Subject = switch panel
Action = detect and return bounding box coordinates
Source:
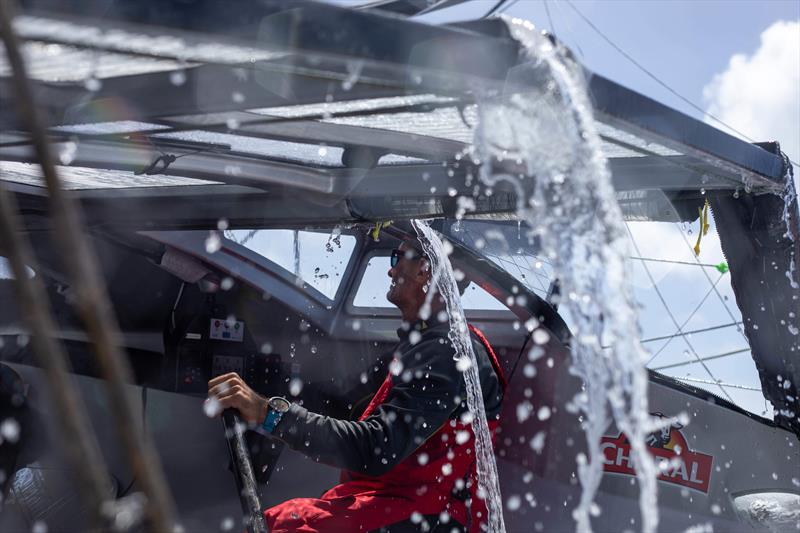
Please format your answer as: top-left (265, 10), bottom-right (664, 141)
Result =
top-left (209, 318), bottom-right (244, 342)
top-left (212, 354), bottom-right (244, 377)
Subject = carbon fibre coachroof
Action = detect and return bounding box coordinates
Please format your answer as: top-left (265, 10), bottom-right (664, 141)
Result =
top-left (0, 2), bottom-right (785, 196)
top-left (0, 161), bottom-right (220, 190)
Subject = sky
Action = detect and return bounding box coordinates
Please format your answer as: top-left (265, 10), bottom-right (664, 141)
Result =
top-left (334, 0), bottom-right (799, 416)
top-left (417, 0), bottom-right (799, 167)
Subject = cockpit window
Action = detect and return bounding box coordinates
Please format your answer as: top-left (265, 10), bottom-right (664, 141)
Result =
top-left (352, 255), bottom-right (510, 312)
top-left (443, 220), bottom-right (556, 301)
top-left (223, 229), bottom-right (356, 300)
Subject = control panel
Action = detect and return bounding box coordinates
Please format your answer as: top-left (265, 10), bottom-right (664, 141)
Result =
top-left (212, 354), bottom-right (244, 376)
top-left (173, 314), bottom-right (282, 395)
top-left (209, 318), bottom-right (244, 342)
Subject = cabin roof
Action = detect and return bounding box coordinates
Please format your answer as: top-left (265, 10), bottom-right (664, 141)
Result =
top-left (0, 0), bottom-right (788, 224)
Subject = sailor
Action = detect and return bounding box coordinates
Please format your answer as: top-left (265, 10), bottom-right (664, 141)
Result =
top-left (207, 237), bottom-right (505, 532)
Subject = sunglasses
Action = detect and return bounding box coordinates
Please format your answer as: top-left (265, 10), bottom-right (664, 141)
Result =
top-left (390, 248), bottom-right (422, 268)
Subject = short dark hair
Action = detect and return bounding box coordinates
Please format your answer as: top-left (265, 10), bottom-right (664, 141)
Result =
top-left (401, 236), bottom-right (470, 295)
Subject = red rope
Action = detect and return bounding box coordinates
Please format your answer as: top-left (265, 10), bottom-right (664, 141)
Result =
top-left (468, 324), bottom-right (507, 392)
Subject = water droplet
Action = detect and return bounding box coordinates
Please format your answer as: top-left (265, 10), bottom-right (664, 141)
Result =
top-left (289, 378), bottom-right (303, 396)
top-left (455, 430), bottom-right (471, 445)
top-left (537, 406), bottom-right (551, 421)
top-left (84, 77), bottom-right (101, 92)
top-left (205, 232), bottom-right (222, 253)
top-left (389, 359), bottom-right (404, 376)
top-left (203, 397), bottom-right (221, 418)
top-left (456, 356), bottom-right (472, 372)
top-left (529, 431), bottom-right (546, 453)
top-left (58, 141), bottom-right (77, 165)
top-left (1, 418), bottom-right (19, 443)
top-left (532, 329), bottom-right (550, 345)
top-left (528, 346), bottom-right (544, 361)
top-left (169, 70), bottom-right (187, 86)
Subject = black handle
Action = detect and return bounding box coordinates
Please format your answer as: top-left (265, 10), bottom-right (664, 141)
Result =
top-left (222, 409), bottom-right (269, 533)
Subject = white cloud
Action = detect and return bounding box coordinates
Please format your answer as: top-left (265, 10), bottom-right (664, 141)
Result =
top-left (703, 20), bottom-right (800, 184)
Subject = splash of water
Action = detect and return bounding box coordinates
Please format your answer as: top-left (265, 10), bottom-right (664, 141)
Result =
top-left (472, 17), bottom-right (659, 533)
top-left (293, 229), bottom-right (301, 278)
top-left (780, 157), bottom-right (799, 293)
top-left (412, 220), bottom-right (506, 533)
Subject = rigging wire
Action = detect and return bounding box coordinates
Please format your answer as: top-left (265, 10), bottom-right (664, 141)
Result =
top-left (602, 320), bottom-right (744, 350)
top-left (674, 224), bottom-right (750, 344)
top-left (640, 321), bottom-right (743, 344)
top-left (544, 0), bottom-right (557, 39)
top-left (484, 0), bottom-right (519, 18)
top-left (629, 256), bottom-right (727, 270)
top-left (483, 0), bottom-right (509, 18)
top-left (645, 272), bottom-right (726, 364)
top-left (552, 0), bottom-right (585, 58)
top-left (671, 376), bottom-right (761, 392)
top-left (562, 0), bottom-right (800, 168)
top-left (651, 347), bottom-right (751, 371)
top-left (626, 223), bottom-right (735, 403)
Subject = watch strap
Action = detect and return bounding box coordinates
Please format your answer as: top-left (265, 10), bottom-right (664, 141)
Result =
top-left (261, 405), bottom-right (284, 434)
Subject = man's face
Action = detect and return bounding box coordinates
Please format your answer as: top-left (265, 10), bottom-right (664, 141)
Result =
top-left (387, 242), bottom-right (428, 309)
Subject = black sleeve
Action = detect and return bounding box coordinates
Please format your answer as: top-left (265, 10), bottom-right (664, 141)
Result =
top-left (272, 337), bottom-right (462, 477)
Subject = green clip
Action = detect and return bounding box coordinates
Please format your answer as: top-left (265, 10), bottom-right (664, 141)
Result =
top-left (370, 221), bottom-right (392, 242)
top-left (715, 262), bottom-right (729, 274)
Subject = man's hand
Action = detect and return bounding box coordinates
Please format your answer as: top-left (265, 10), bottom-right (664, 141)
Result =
top-left (206, 372), bottom-right (269, 426)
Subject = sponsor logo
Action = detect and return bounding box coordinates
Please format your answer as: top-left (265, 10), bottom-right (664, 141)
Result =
top-left (600, 414), bottom-right (713, 493)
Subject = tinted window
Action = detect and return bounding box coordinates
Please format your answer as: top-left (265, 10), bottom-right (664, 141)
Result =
top-left (224, 229), bottom-right (355, 300)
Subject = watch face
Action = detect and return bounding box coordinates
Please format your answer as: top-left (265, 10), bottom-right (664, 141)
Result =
top-left (269, 396), bottom-right (290, 413)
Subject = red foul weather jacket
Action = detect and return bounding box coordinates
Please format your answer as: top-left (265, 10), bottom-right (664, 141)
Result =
top-left (264, 316), bottom-right (506, 532)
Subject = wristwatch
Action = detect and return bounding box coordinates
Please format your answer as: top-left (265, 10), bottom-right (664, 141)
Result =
top-left (261, 396), bottom-right (290, 434)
